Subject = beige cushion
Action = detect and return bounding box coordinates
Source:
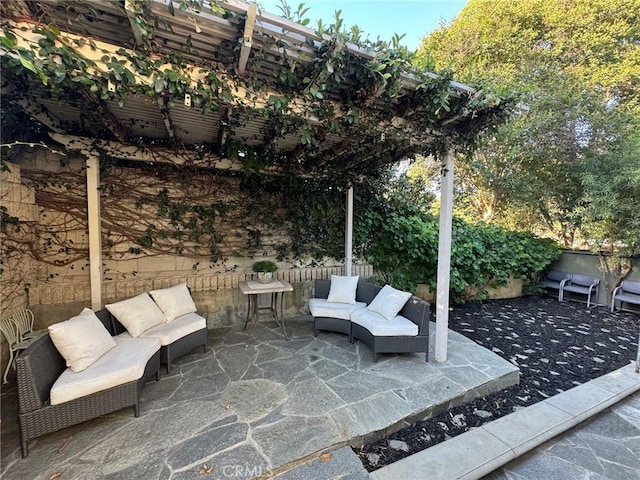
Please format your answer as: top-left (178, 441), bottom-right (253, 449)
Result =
top-left (50, 335), bottom-right (160, 405)
top-left (106, 293), bottom-right (166, 337)
top-left (366, 285), bottom-right (412, 321)
top-left (48, 308), bottom-right (116, 373)
top-left (134, 312), bottom-right (206, 346)
top-left (350, 308), bottom-right (418, 336)
top-left (327, 275), bottom-right (359, 305)
top-left (309, 298), bottom-right (366, 320)
top-left (149, 283), bottom-right (197, 322)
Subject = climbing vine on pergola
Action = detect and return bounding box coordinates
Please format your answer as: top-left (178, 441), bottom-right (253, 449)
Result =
top-left (0, 0), bottom-right (517, 266)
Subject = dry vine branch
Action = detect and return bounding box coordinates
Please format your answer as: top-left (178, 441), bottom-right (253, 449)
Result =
top-left (12, 162), bottom-right (290, 269)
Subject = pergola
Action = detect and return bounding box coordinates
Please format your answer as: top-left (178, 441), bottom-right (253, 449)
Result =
top-left (0, 0), bottom-right (514, 361)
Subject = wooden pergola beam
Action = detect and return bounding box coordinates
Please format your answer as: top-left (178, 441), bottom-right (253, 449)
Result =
top-left (124, 0), bottom-right (145, 46)
top-left (48, 133), bottom-right (287, 175)
top-left (157, 97), bottom-right (175, 139)
top-left (237, 3), bottom-right (256, 76)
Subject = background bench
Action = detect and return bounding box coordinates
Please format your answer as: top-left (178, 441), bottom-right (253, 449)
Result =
top-left (561, 273), bottom-right (600, 308)
top-left (541, 270), bottom-right (572, 301)
top-left (611, 280), bottom-right (640, 313)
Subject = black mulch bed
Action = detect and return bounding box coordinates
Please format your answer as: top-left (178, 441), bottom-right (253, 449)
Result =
top-left (353, 295), bottom-right (639, 472)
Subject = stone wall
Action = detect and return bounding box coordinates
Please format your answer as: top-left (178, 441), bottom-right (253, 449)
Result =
top-left (0, 162), bottom-right (38, 312)
top-left (28, 264), bottom-right (374, 329)
top-left (0, 162), bottom-right (39, 374)
top-left (0, 149), bottom-right (372, 377)
top-left (415, 276), bottom-right (525, 304)
top-left (550, 250), bottom-right (640, 307)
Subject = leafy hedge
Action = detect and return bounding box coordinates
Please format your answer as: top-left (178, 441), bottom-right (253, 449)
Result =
top-left (357, 208), bottom-right (561, 302)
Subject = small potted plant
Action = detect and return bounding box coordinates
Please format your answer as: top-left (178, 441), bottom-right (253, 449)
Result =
top-left (252, 260), bottom-right (278, 284)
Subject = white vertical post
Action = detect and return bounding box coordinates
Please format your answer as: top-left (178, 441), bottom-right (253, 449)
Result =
top-left (86, 155), bottom-right (103, 310)
top-left (435, 149), bottom-right (455, 362)
top-left (345, 185), bottom-right (354, 276)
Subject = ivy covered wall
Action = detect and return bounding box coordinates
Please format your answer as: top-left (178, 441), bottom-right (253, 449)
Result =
top-left (1, 147), bottom-right (370, 325)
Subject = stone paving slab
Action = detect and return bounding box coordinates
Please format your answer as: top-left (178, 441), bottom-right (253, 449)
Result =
top-left (481, 401), bottom-right (574, 456)
top-left (486, 389), bottom-right (640, 480)
top-left (371, 362), bottom-right (640, 480)
top-left (0, 317), bottom-right (517, 479)
top-left (273, 446), bottom-right (369, 480)
top-left (369, 427), bottom-right (516, 480)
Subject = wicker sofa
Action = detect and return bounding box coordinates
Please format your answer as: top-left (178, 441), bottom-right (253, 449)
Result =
top-left (16, 283), bottom-right (209, 457)
top-left (104, 284), bottom-right (208, 373)
top-left (16, 316), bottom-right (160, 457)
top-left (99, 308), bottom-right (208, 374)
top-left (309, 278), bottom-right (430, 362)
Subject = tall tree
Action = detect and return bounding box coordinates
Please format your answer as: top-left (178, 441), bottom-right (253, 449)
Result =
top-left (415, 0), bottom-right (640, 249)
top-left (579, 131), bottom-right (640, 297)
top-left (419, 0), bottom-right (640, 106)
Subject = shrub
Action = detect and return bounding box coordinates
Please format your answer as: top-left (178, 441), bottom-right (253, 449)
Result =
top-left (360, 210), bottom-right (561, 302)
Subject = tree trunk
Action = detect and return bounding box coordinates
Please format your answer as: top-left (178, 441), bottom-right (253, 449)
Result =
top-left (598, 252), bottom-right (632, 304)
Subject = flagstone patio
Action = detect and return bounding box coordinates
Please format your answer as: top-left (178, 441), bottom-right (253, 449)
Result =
top-left (1, 316), bottom-right (518, 479)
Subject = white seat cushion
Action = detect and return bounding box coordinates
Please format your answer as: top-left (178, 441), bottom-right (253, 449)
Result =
top-left (350, 308), bottom-right (418, 337)
top-left (309, 298), bottom-right (366, 320)
top-left (50, 336), bottom-right (160, 405)
top-left (138, 312), bottom-right (206, 346)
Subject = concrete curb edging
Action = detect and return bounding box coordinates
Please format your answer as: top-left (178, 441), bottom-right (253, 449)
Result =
top-left (369, 361), bottom-right (640, 480)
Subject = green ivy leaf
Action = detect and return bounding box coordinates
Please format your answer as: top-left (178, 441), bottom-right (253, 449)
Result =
top-left (154, 77), bottom-right (165, 93)
top-left (19, 56), bottom-right (48, 85)
top-left (0, 36), bottom-right (15, 49)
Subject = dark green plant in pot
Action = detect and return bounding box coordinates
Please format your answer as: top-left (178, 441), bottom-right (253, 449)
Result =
top-left (252, 260), bottom-right (278, 273)
top-left (252, 260), bottom-right (278, 284)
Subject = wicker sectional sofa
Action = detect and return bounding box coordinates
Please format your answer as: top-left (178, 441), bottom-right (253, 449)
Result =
top-left (99, 308), bottom-right (208, 374)
top-left (309, 278), bottom-right (430, 362)
top-left (104, 284), bottom-right (208, 373)
top-left (16, 317), bottom-right (160, 457)
top-left (16, 283), bottom-right (209, 457)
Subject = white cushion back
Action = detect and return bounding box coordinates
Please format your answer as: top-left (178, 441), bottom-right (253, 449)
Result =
top-left (366, 285), bottom-right (412, 321)
top-left (48, 308), bottom-right (116, 372)
top-left (327, 275), bottom-right (359, 305)
top-left (149, 283), bottom-right (197, 321)
top-left (106, 293), bottom-right (166, 337)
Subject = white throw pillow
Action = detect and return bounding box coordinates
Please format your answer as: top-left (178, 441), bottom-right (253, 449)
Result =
top-left (48, 308), bottom-right (116, 373)
top-left (366, 285), bottom-right (412, 321)
top-left (106, 293), bottom-right (166, 337)
top-left (327, 275), bottom-right (359, 305)
top-left (149, 282), bottom-right (197, 322)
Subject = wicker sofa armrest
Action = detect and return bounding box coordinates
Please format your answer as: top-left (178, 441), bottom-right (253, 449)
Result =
top-left (313, 279), bottom-right (331, 299)
top-left (17, 334), bottom-right (66, 414)
top-left (95, 308), bottom-right (127, 335)
top-left (399, 296), bottom-right (430, 336)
